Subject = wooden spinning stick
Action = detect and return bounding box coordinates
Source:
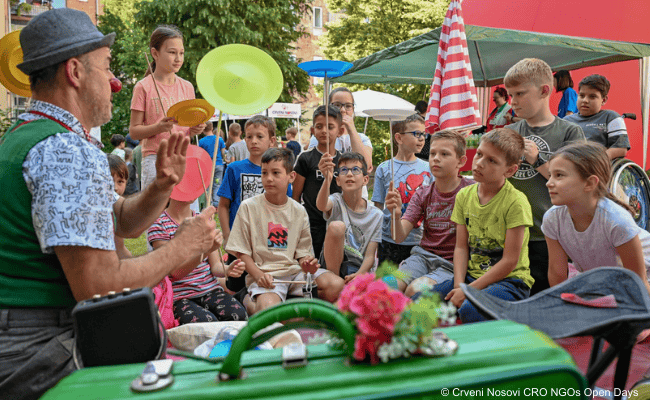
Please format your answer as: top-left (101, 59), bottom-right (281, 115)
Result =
top-left (144, 53), bottom-right (172, 129)
top-left (196, 158), bottom-right (226, 277)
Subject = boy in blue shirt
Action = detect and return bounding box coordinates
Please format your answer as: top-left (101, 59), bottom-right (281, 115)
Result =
top-left (564, 74), bottom-right (629, 160)
top-left (373, 113), bottom-right (431, 266)
top-left (219, 115), bottom-right (290, 250)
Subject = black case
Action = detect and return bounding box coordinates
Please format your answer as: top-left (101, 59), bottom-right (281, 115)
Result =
top-left (71, 287), bottom-right (163, 367)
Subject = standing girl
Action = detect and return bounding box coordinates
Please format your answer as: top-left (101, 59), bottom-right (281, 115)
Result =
top-left (542, 141), bottom-right (650, 294)
top-left (130, 25), bottom-right (205, 190)
top-left (553, 70), bottom-right (578, 118)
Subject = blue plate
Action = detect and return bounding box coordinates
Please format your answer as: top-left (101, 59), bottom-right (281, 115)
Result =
top-left (298, 60), bottom-right (353, 78)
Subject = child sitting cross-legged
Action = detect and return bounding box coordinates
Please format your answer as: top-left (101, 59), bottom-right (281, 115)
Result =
top-left (147, 155), bottom-right (247, 324)
top-left (226, 148), bottom-right (345, 315)
top-left (317, 151), bottom-right (383, 282)
top-left (385, 130), bottom-right (474, 297)
top-left (414, 128), bottom-right (535, 323)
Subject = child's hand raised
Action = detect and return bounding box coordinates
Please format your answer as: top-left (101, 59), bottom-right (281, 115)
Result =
top-left (226, 259), bottom-right (246, 278)
top-left (341, 114), bottom-right (356, 136)
top-left (299, 256), bottom-right (319, 274)
top-left (523, 138), bottom-right (540, 166)
top-left (318, 153), bottom-right (335, 181)
top-left (256, 273), bottom-right (275, 289)
top-left (384, 182), bottom-right (403, 217)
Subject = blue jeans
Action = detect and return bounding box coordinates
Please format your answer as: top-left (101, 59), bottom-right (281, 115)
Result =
top-left (211, 165), bottom-right (224, 207)
top-left (421, 275), bottom-right (530, 323)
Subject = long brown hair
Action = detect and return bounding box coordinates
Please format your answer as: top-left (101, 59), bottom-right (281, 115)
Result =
top-left (550, 142), bottom-right (635, 215)
top-left (145, 25), bottom-right (183, 76)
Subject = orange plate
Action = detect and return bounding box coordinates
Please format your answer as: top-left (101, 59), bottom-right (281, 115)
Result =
top-left (167, 99), bottom-right (215, 127)
top-left (0, 31), bottom-right (31, 97)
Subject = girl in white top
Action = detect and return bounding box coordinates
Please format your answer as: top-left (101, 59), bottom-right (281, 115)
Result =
top-left (542, 141), bottom-right (650, 293)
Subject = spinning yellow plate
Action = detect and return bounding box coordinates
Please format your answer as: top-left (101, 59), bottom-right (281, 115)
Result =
top-left (166, 99), bottom-right (215, 127)
top-left (196, 44), bottom-right (283, 116)
top-left (0, 31), bottom-right (31, 98)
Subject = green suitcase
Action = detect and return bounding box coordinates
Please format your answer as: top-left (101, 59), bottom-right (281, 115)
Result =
top-left (43, 300), bottom-right (588, 399)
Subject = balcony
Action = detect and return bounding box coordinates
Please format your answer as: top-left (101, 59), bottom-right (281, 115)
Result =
top-left (11, 3), bottom-right (52, 19)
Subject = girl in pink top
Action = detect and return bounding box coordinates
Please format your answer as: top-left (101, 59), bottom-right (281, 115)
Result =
top-left (129, 25), bottom-right (205, 189)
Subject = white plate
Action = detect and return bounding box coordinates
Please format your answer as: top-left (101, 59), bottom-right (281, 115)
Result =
top-left (362, 108), bottom-right (415, 121)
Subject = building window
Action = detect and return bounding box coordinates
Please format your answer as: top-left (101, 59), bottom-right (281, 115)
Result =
top-left (313, 7), bottom-right (322, 28)
top-left (51, 0), bottom-right (67, 7)
top-left (312, 56), bottom-right (323, 85)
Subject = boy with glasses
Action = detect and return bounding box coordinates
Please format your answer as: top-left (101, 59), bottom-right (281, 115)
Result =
top-left (316, 152), bottom-right (383, 282)
top-left (372, 114), bottom-right (432, 266)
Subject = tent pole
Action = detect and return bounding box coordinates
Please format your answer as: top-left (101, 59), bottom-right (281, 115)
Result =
top-left (363, 116), bottom-right (369, 135)
top-left (474, 42), bottom-right (488, 124)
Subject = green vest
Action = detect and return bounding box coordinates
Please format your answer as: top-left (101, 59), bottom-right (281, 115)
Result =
top-left (0, 119), bottom-right (76, 308)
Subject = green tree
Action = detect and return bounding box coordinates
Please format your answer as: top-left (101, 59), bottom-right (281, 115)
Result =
top-left (320, 0), bottom-right (449, 166)
top-left (98, 7), bottom-right (148, 148)
top-left (99, 0), bottom-right (312, 145)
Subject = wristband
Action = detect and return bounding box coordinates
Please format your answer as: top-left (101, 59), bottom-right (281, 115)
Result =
top-left (532, 156), bottom-right (547, 169)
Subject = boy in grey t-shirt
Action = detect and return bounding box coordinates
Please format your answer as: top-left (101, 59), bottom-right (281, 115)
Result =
top-left (316, 152), bottom-right (382, 282)
top-left (564, 74), bottom-right (629, 160)
top-left (504, 58), bottom-right (585, 295)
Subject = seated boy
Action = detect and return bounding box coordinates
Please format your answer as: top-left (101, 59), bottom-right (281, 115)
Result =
top-left (420, 129), bottom-right (534, 323)
top-left (373, 113), bottom-right (432, 266)
top-left (218, 115), bottom-right (286, 251)
top-left (564, 74), bottom-right (629, 160)
top-left (226, 148), bottom-right (344, 314)
top-left (385, 130), bottom-right (474, 297)
top-left (504, 58), bottom-right (584, 295)
top-left (293, 105), bottom-right (343, 259)
top-left (317, 152), bottom-right (383, 282)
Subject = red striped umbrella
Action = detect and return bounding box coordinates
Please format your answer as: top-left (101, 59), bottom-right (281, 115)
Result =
top-left (425, 0), bottom-right (481, 134)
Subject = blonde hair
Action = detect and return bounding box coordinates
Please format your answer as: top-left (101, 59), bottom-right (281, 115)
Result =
top-left (550, 142), bottom-right (635, 216)
top-left (480, 128), bottom-right (524, 166)
top-left (504, 58), bottom-right (553, 88)
top-left (430, 129), bottom-right (466, 158)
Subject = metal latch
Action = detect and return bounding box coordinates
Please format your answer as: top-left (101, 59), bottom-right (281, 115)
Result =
top-left (282, 342), bottom-right (308, 369)
top-left (131, 359), bottom-right (174, 393)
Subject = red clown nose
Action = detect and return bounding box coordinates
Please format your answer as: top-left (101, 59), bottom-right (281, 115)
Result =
top-left (110, 78), bottom-right (122, 93)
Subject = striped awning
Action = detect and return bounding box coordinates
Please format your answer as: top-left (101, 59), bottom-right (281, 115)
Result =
top-left (424, 0), bottom-right (481, 133)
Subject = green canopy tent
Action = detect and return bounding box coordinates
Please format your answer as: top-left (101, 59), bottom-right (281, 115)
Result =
top-left (331, 25), bottom-right (650, 168)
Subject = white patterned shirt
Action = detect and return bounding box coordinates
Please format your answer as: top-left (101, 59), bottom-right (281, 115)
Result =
top-left (20, 100), bottom-right (116, 253)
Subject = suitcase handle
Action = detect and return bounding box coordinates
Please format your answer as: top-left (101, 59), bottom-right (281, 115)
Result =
top-left (219, 299), bottom-right (355, 379)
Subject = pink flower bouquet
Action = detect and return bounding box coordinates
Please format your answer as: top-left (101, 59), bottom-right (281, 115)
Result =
top-left (337, 272), bottom-right (458, 364)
